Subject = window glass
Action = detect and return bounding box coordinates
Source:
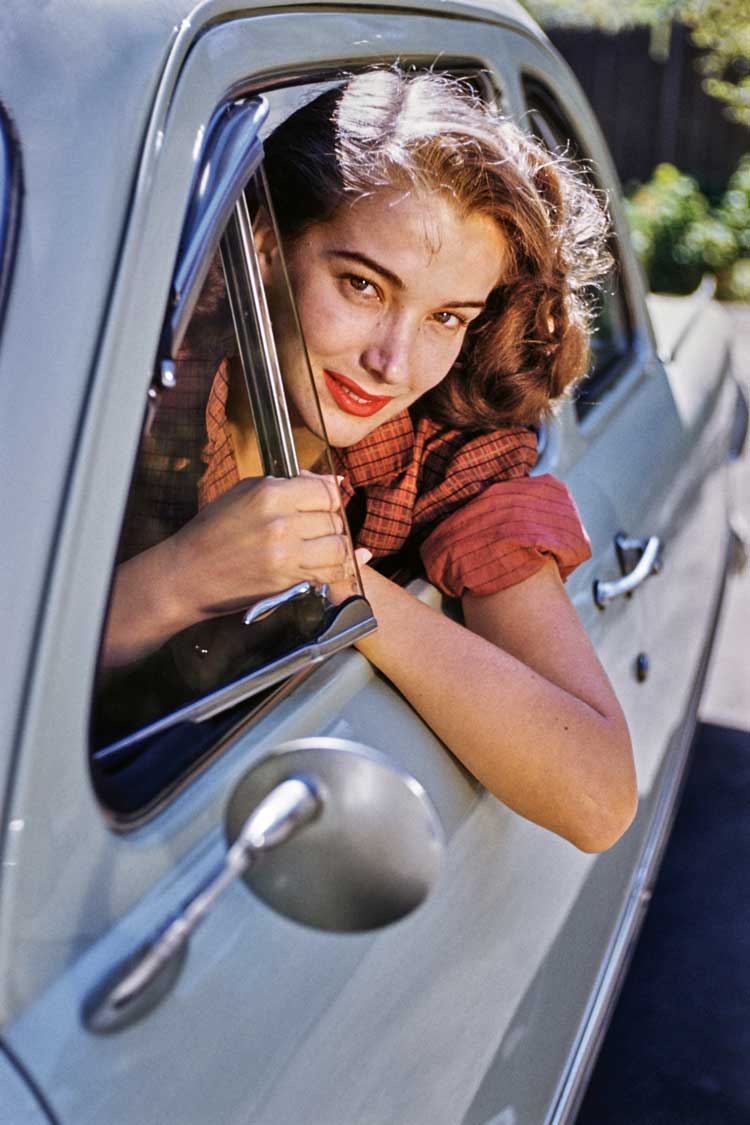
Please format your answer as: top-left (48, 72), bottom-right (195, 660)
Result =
top-left (523, 79), bottom-right (633, 417)
top-left (91, 158), bottom-right (371, 818)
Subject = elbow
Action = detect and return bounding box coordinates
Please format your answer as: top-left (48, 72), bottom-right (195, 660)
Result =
top-left (571, 796), bottom-right (637, 853)
top-left (570, 733), bottom-right (639, 854)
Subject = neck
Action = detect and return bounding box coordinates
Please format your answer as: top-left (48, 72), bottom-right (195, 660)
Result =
top-left (226, 357), bottom-right (327, 475)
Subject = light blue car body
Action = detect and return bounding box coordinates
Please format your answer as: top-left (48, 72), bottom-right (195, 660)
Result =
top-left (0, 1), bottom-right (742, 1121)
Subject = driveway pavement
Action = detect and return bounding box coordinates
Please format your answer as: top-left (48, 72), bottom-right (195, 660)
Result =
top-left (575, 304), bottom-right (750, 1125)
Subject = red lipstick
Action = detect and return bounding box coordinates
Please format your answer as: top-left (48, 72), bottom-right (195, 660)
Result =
top-left (323, 370), bottom-right (393, 418)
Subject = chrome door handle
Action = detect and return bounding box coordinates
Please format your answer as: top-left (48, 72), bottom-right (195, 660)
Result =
top-left (243, 580), bottom-right (330, 626)
top-left (594, 535), bottom-right (662, 609)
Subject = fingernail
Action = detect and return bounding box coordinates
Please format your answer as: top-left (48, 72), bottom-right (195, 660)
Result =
top-left (336, 475), bottom-right (345, 486)
top-left (356, 547), bottom-right (373, 564)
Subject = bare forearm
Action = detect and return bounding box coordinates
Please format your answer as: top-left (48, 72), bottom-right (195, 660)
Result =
top-left (101, 473), bottom-right (350, 669)
top-left (102, 539), bottom-right (194, 668)
top-left (356, 566), bottom-right (636, 851)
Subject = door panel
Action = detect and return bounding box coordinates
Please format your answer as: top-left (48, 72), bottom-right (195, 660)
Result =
top-left (591, 356), bottom-right (732, 796)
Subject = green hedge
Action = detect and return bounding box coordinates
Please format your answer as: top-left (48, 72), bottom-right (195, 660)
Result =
top-left (625, 155), bottom-right (750, 300)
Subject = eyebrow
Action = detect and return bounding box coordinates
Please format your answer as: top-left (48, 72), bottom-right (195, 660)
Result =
top-left (326, 249), bottom-right (489, 308)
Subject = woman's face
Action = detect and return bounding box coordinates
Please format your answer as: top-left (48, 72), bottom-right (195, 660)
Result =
top-left (263, 188), bottom-right (508, 448)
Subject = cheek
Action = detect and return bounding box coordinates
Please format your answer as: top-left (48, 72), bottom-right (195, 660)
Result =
top-left (289, 271), bottom-right (363, 361)
top-left (410, 332), bottom-right (466, 396)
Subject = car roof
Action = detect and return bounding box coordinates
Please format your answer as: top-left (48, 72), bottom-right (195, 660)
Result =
top-left (1, 0), bottom-right (547, 201)
top-left (2, 0), bottom-right (545, 115)
top-left (1, 0), bottom-right (546, 199)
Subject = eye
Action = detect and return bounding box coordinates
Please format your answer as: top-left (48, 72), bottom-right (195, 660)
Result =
top-left (343, 273), bottom-right (379, 298)
top-left (432, 310), bottom-right (469, 330)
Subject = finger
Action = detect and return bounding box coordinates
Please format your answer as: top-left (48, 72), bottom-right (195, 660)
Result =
top-left (299, 562), bottom-right (356, 585)
top-left (287, 473), bottom-right (341, 513)
top-left (299, 533), bottom-right (351, 571)
top-left (299, 469), bottom-right (346, 489)
top-left (293, 510), bottom-right (345, 540)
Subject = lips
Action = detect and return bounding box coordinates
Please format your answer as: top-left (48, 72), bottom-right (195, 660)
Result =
top-left (323, 370), bottom-right (393, 418)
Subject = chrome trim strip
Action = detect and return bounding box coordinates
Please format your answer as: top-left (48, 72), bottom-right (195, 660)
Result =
top-left (163, 97), bottom-right (268, 358)
top-left (92, 597), bottom-right (376, 765)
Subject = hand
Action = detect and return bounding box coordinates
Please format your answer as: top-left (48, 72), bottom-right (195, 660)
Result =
top-left (170, 471), bottom-right (352, 621)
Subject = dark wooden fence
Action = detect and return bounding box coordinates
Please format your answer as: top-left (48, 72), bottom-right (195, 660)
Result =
top-left (547, 23), bottom-right (749, 195)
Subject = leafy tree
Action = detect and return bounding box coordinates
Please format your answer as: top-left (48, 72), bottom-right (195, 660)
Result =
top-left (522, 0), bottom-right (750, 126)
top-left (521, 1), bottom-right (680, 32)
top-left (682, 0), bottom-right (750, 126)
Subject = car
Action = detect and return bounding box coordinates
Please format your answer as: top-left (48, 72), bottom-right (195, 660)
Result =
top-left (0, 1), bottom-right (746, 1122)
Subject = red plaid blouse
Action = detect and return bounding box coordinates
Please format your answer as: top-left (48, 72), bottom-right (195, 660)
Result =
top-left (198, 360), bottom-right (591, 598)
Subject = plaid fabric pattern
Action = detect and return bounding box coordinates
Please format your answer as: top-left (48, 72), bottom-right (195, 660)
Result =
top-left (118, 329), bottom-right (236, 562)
top-left (420, 475), bottom-right (591, 597)
top-left (197, 362), bottom-right (591, 597)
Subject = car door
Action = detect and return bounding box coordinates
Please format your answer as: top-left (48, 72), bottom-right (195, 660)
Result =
top-left (0, 8), bottom-right (734, 1125)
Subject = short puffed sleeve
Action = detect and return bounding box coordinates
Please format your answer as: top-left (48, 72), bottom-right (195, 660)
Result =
top-left (419, 473), bottom-right (591, 598)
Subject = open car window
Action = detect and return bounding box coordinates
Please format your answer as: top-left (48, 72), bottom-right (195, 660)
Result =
top-left (91, 97), bottom-right (375, 821)
top-left (522, 78), bottom-right (634, 419)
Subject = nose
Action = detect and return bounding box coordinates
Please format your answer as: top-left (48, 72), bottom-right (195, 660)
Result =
top-left (360, 312), bottom-right (414, 386)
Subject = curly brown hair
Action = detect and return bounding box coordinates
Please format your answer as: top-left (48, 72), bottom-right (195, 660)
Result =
top-left (264, 68), bottom-right (612, 430)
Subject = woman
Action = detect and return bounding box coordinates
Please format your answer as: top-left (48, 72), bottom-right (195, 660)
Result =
top-left (106, 69), bottom-right (637, 851)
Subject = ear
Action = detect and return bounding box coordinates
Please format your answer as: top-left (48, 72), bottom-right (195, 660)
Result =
top-left (253, 206), bottom-right (280, 283)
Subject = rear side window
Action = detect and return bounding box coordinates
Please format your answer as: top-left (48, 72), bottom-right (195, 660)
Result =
top-left (522, 78), bottom-right (633, 418)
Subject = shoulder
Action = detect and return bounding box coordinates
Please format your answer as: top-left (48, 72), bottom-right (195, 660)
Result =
top-left (410, 415), bottom-right (538, 531)
top-left (421, 472), bottom-right (592, 599)
top-left (415, 415), bottom-right (538, 488)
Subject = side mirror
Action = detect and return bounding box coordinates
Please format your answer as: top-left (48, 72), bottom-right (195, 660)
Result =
top-left (226, 737), bottom-right (445, 932)
top-left (83, 739), bottom-right (444, 1033)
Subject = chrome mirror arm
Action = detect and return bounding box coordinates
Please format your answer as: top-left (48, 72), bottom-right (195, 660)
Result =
top-left (82, 778), bottom-right (320, 1034)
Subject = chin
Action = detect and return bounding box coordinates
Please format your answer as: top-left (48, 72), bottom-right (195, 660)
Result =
top-left (322, 413), bottom-right (383, 448)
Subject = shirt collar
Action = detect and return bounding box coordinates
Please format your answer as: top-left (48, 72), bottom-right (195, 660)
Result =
top-left (200, 359), bottom-right (421, 498)
top-left (335, 410), bottom-right (415, 490)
